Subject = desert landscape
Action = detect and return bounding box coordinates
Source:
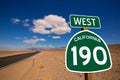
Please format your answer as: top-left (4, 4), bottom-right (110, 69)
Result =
top-left (0, 50), bottom-right (33, 57)
top-left (0, 44), bottom-right (120, 80)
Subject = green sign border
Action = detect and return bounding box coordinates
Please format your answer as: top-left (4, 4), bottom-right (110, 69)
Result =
top-left (69, 14), bottom-right (101, 29)
top-left (65, 30), bottom-right (112, 73)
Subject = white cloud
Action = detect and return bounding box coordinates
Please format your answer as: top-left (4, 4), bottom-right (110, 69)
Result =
top-left (11, 18), bottom-right (20, 24)
top-left (23, 39), bottom-right (39, 44)
top-left (22, 19), bottom-right (30, 27)
top-left (23, 23), bottom-right (30, 26)
top-left (32, 15), bottom-right (71, 35)
top-left (11, 18), bottom-right (30, 26)
top-left (39, 38), bottom-right (46, 41)
top-left (33, 36), bottom-right (37, 38)
top-left (23, 38), bottom-right (46, 44)
top-left (24, 37), bottom-right (28, 39)
top-left (25, 19), bottom-right (30, 22)
top-left (52, 36), bottom-right (61, 39)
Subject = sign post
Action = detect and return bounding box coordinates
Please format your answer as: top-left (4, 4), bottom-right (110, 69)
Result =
top-left (81, 28), bottom-right (92, 80)
top-left (65, 14), bottom-right (112, 80)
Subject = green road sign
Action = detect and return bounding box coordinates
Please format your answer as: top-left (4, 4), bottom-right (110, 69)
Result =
top-left (70, 14), bottom-right (101, 28)
top-left (65, 30), bottom-right (112, 73)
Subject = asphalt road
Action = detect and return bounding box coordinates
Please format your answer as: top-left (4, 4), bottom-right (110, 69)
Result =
top-left (0, 51), bottom-right (40, 68)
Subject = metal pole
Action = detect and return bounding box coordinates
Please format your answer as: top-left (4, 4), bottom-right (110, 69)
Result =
top-left (84, 73), bottom-right (92, 80)
top-left (32, 57), bottom-right (35, 66)
top-left (81, 28), bottom-right (92, 80)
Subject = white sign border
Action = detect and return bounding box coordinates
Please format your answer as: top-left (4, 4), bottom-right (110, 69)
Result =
top-left (65, 30), bottom-right (112, 73)
top-left (69, 14), bottom-right (101, 29)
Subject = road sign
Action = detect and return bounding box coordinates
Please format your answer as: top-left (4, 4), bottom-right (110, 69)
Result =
top-left (65, 30), bottom-right (112, 73)
top-left (70, 14), bottom-right (101, 28)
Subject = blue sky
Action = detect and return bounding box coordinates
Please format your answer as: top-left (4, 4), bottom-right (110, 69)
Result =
top-left (0, 0), bottom-right (120, 50)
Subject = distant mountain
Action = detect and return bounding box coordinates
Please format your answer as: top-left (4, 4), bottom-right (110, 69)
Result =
top-left (25, 44), bottom-right (120, 51)
top-left (26, 46), bottom-right (66, 50)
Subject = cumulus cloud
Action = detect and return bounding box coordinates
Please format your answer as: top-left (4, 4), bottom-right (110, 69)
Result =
top-left (52, 36), bottom-right (61, 39)
top-left (11, 18), bottom-right (20, 24)
top-left (32, 15), bottom-right (71, 35)
top-left (23, 38), bottom-right (46, 44)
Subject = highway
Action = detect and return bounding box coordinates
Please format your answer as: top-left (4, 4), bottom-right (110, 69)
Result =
top-left (0, 51), bottom-right (40, 68)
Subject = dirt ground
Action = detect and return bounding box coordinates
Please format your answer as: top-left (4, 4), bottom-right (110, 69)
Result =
top-left (0, 50), bottom-right (33, 57)
top-left (0, 45), bottom-right (120, 80)
top-left (0, 49), bottom-right (84, 80)
top-left (93, 45), bottom-right (120, 80)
